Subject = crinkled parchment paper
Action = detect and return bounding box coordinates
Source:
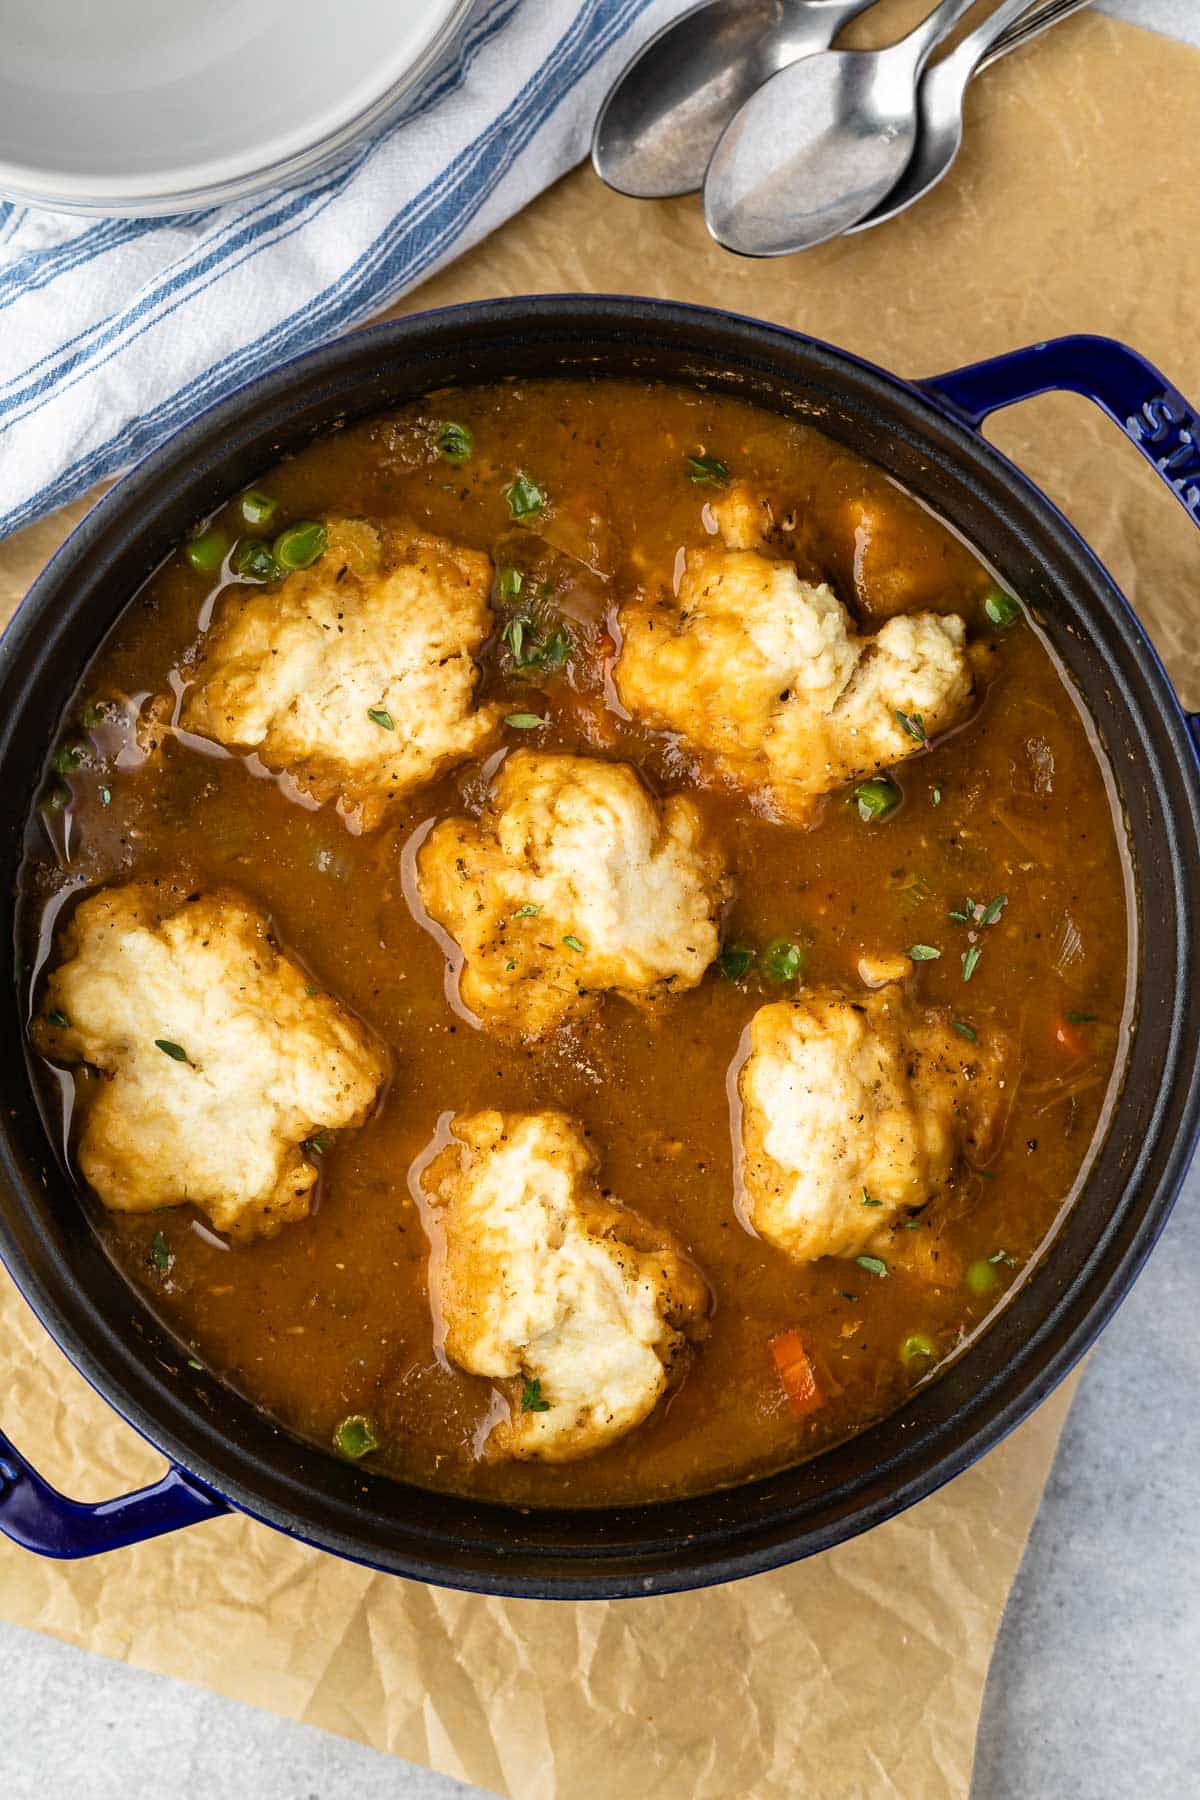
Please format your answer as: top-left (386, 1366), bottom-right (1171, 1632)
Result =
top-left (1, 8), bottom-right (1197, 1795)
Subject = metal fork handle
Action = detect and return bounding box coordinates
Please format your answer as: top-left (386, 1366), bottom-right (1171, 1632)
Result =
top-left (979, 0), bottom-right (1095, 74)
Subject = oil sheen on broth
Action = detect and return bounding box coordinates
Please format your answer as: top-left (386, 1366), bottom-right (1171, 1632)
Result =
top-left (20, 380), bottom-right (1130, 1507)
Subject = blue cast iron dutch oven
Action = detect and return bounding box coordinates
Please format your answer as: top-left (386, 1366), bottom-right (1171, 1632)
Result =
top-left (1, 298), bottom-right (1199, 1599)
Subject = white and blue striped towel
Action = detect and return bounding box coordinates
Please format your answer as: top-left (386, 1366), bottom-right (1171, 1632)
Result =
top-left (0, 0), bottom-right (686, 543)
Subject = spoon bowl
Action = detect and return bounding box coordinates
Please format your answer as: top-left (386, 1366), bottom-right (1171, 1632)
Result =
top-left (703, 0), bottom-right (977, 256)
top-left (591, 0), bottom-right (874, 200)
top-left (848, 0), bottom-right (1094, 233)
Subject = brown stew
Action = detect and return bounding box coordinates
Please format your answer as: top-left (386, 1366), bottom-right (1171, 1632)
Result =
top-left (19, 379), bottom-right (1132, 1507)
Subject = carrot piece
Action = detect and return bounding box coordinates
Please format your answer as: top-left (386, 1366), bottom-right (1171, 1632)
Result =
top-left (770, 1329), bottom-right (824, 1418)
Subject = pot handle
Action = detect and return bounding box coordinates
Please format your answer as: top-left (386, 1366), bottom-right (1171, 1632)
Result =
top-left (918, 331), bottom-right (1200, 750)
top-left (0, 1423), bottom-right (227, 1558)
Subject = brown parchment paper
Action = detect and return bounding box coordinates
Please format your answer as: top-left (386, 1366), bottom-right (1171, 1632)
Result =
top-left (2, 8), bottom-right (1198, 1795)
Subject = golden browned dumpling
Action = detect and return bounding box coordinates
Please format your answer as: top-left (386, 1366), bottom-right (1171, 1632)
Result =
top-left (416, 750), bottom-right (731, 1038)
top-left (738, 986), bottom-right (1005, 1265)
top-left (33, 884), bottom-right (387, 1241)
top-left (422, 1109), bottom-right (709, 1461)
top-left (179, 517), bottom-right (505, 830)
top-left (614, 522), bottom-right (973, 822)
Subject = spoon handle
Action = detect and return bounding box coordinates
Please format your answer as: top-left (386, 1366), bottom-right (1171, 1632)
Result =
top-left (936, 0), bottom-right (1044, 82)
top-left (979, 0), bottom-right (1095, 73)
top-left (899, 0), bottom-right (989, 75)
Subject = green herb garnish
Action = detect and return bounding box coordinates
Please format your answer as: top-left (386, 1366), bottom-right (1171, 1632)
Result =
top-left (1065, 1010), bottom-right (1097, 1024)
top-left (150, 1230), bottom-right (170, 1272)
top-left (856, 1255), bottom-right (888, 1278)
top-left (505, 712), bottom-right (547, 730)
top-left (502, 616), bottom-right (526, 661)
top-left (333, 1414), bottom-right (380, 1459)
top-left (931, 786), bottom-right (943, 807)
top-left (961, 945), bottom-right (982, 983)
top-left (45, 1008), bottom-right (68, 1028)
top-left (909, 944), bottom-right (941, 961)
top-left (503, 615), bottom-right (572, 674)
top-left (979, 893), bottom-right (1008, 926)
top-left (951, 1020), bottom-right (977, 1042)
top-left (498, 567), bottom-right (524, 601)
top-left (520, 1376), bottom-right (551, 1413)
top-left (900, 1332), bottom-right (936, 1364)
top-left (684, 453), bottom-right (728, 485)
top-left (154, 1039), bottom-right (189, 1062)
top-left (504, 472), bottom-right (546, 518)
top-left (717, 943), bottom-right (755, 983)
top-left (862, 1189), bottom-right (883, 1207)
top-left (563, 935), bottom-right (585, 954)
top-left (523, 626), bottom-right (571, 673)
top-left (99, 786), bottom-right (112, 807)
top-left (895, 710), bottom-right (927, 744)
top-left (988, 1249), bottom-right (1018, 1268)
top-left (512, 903), bottom-right (541, 919)
top-left (367, 706), bottom-right (395, 730)
top-left (435, 420), bottom-right (474, 465)
top-left (302, 1135), bottom-right (329, 1155)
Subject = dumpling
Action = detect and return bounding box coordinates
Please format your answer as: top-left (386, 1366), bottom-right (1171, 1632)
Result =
top-left (738, 985), bottom-right (1005, 1264)
top-left (614, 525), bottom-right (973, 821)
top-left (179, 517), bottom-right (504, 830)
top-left (33, 883), bottom-right (387, 1240)
top-left (422, 1109), bottom-right (710, 1461)
top-left (416, 750), bottom-right (731, 1037)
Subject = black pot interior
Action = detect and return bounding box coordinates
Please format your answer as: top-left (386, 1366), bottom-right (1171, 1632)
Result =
top-left (2, 298), bottom-right (1199, 1597)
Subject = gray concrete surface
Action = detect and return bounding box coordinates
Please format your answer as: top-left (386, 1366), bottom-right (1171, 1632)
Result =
top-left (974, 1156), bottom-right (1200, 1800)
top-left (2, 1), bottom-right (1198, 1795)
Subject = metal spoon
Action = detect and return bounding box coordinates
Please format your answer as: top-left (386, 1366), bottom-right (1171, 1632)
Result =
top-left (703, 0), bottom-right (981, 257)
top-left (591, 0), bottom-right (878, 200)
top-left (848, 0), bottom-right (1095, 232)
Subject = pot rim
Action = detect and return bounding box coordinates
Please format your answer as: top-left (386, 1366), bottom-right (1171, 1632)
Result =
top-left (3, 294), bottom-right (1199, 1598)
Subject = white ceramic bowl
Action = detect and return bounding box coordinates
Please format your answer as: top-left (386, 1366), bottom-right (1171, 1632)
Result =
top-left (0, 0), bottom-right (473, 215)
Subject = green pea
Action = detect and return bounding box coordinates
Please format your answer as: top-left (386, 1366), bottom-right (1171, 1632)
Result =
top-left (231, 538), bottom-right (280, 583)
top-left (333, 1414), bottom-right (379, 1459)
top-left (184, 528), bottom-right (228, 573)
top-left (51, 742), bottom-right (88, 776)
top-left (853, 775), bottom-right (902, 822)
top-left (966, 1257), bottom-right (1000, 1297)
top-left (240, 490), bottom-right (278, 528)
top-left (762, 937), bottom-right (805, 983)
top-left (900, 1332), bottom-right (937, 1365)
top-left (435, 421), bottom-right (474, 465)
top-left (983, 587), bottom-right (1022, 631)
top-left (272, 520), bottom-right (328, 571)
